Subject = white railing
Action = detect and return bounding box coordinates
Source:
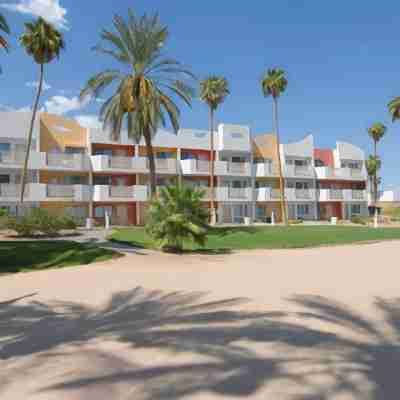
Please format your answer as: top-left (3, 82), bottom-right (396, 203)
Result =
top-left (0, 184), bottom-right (26, 197)
top-left (294, 165), bottom-right (313, 177)
top-left (228, 162), bottom-right (250, 175)
top-left (229, 187), bottom-right (248, 199)
top-left (0, 151), bottom-right (25, 165)
top-left (109, 186), bottom-right (135, 198)
top-left (295, 189), bottom-right (312, 200)
top-left (47, 184), bottom-right (74, 198)
top-left (254, 162), bottom-right (278, 177)
top-left (196, 159), bottom-right (210, 173)
top-left (109, 156), bottom-right (132, 170)
top-left (329, 189), bottom-right (344, 200)
top-left (352, 190), bottom-right (365, 200)
top-left (153, 158), bottom-right (177, 173)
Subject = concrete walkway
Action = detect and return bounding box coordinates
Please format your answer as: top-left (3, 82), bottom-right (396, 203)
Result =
top-left (1, 241), bottom-right (400, 399)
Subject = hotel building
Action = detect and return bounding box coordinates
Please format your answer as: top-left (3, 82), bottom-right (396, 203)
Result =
top-left (0, 111), bottom-right (368, 224)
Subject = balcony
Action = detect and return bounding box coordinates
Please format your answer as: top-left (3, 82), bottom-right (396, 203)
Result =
top-left (153, 158), bottom-right (177, 174)
top-left (315, 166), bottom-right (366, 181)
top-left (351, 190), bottom-right (365, 201)
top-left (91, 155), bottom-right (147, 173)
top-left (94, 185), bottom-right (148, 202)
top-left (285, 164), bottom-right (314, 178)
top-left (180, 159), bottom-right (210, 175)
top-left (318, 189), bottom-right (344, 201)
top-left (46, 184), bottom-right (91, 201)
top-left (46, 153), bottom-right (89, 171)
top-left (0, 184), bottom-right (24, 199)
top-left (254, 162), bottom-right (279, 177)
top-left (255, 188), bottom-right (282, 202)
top-left (285, 188), bottom-right (315, 201)
top-left (0, 151), bottom-right (45, 169)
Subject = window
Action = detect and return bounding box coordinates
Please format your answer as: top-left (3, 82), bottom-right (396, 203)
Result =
top-left (231, 156), bottom-right (246, 163)
top-left (64, 176), bottom-right (86, 185)
top-left (194, 131), bottom-right (207, 138)
top-left (0, 175), bottom-right (10, 184)
top-left (341, 160), bottom-right (362, 169)
top-left (95, 206), bottom-right (112, 218)
top-left (93, 148), bottom-right (113, 157)
top-left (296, 182), bottom-right (310, 189)
top-left (297, 204), bottom-right (310, 217)
top-left (256, 206), bottom-right (265, 219)
top-left (157, 151), bottom-right (173, 159)
top-left (231, 132), bottom-right (243, 139)
top-left (351, 204), bottom-right (361, 215)
top-left (315, 159), bottom-right (325, 167)
top-left (0, 143), bottom-right (10, 153)
top-left (94, 176), bottom-right (111, 185)
top-left (65, 147), bottom-right (85, 154)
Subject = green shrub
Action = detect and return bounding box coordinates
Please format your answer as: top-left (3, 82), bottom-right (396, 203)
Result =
top-left (350, 215), bottom-right (367, 225)
top-left (6, 209), bottom-right (78, 237)
top-left (146, 184), bottom-right (209, 252)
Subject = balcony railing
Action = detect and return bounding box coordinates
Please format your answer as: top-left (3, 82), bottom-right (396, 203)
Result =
top-left (295, 189), bottom-right (312, 200)
top-left (0, 151), bottom-right (25, 165)
top-left (47, 184), bottom-right (74, 198)
top-left (0, 184), bottom-right (26, 197)
top-left (294, 165), bottom-right (313, 177)
top-left (271, 189), bottom-right (281, 199)
top-left (109, 186), bottom-right (134, 198)
top-left (153, 158), bottom-right (177, 172)
top-left (329, 189), bottom-right (344, 200)
top-left (229, 187), bottom-right (248, 199)
top-left (109, 156), bottom-right (132, 170)
top-left (228, 162), bottom-right (249, 175)
top-left (196, 159), bottom-right (210, 173)
top-left (47, 153), bottom-right (84, 169)
top-left (352, 190), bottom-right (365, 200)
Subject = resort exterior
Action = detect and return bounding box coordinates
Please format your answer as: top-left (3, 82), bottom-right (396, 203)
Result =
top-left (0, 111), bottom-right (368, 225)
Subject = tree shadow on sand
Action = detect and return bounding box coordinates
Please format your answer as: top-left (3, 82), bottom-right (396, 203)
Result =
top-left (2, 291), bottom-right (400, 399)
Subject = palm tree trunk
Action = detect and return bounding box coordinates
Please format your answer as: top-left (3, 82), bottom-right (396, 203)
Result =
top-left (144, 127), bottom-right (157, 199)
top-left (273, 96), bottom-right (287, 225)
top-left (373, 140), bottom-right (378, 206)
top-left (19, 63), bottom-right (44, 208)
top-left (209, 107), bottom-right (216, 225)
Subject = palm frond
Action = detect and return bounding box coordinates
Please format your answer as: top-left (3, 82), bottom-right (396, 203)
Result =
top-left (388, 97), bottom-right (400, 122)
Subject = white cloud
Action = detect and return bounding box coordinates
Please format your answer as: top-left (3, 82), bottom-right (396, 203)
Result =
top-left (43, 95), bottom-right (90, 115)
top-left (75, 114), bottom-right (102, 129)
top-left (1, 0), bottom-right (69, 30)
top-left (0, 104), bottom-right (32, 112)
top-left (26, 80), bottom-right (51, 91)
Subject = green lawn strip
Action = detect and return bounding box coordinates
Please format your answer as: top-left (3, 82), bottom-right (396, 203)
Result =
top-left (0, 241), bottom-right (122, 274)
top-left (110, 226), bottom-right (400, 252)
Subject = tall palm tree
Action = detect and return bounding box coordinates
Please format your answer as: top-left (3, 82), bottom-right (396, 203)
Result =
top-left (0, 13), bottom-right (10, 73)
top-left (366, 155), bottom-right (381, 204)
top-left (0, 13), bottom-right (10, 51)
top-left (367, 122), bottom-right (386, 205)
top-left (19, 17), bottom-right (65, 205)
top-left (388, 97), bottom-right (400, 122)
top-left (199, 76), bottom-right (229, 224)
top-left (80, 10), bottom-right (195, 198)
top-left (261, 68), bottom-right (288, 225)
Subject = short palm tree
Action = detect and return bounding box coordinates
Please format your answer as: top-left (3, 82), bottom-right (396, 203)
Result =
top-left (146, 184), bottom-right (209, 252)
top-left (19, 17), bottom-right (65, 205)
top-left (80, 10), bottom-right (195, 198)
top-left (261, 68), bottom-right (288, 225)
top-left (199, 76), bottom-right (230, 224)
top-left (388, 97), bottom-right (400, 122)
top-left (0, 13), bottom-right (10, 51)
top-left (367, 122), bottom-right (386, 204)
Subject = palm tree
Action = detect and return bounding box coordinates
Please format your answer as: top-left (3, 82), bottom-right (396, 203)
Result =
top-left (146, 183), bottom-right (209, 252)
top-left (19, 17), bottom-right (65, 205)
top-left (0, 13), bottom-right (10, 51)
top-left (261, 68), bottom-right (288, 225)
top-left (366, 155), bottom-right (381, 204)
top-left (199, 76), bottom-right (230, 225)
top-left (0, 13), bottom-right (10, 73)
top-left (80, 10), bottom-right (195, 198)
top-left (367, 122), bottom-right (386, 205)
top-left (388, 97), bottom-right (400, 122)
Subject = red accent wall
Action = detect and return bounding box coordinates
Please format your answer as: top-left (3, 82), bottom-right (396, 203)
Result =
top-left (181, 148), bottom-right (214, 160)
top-left (110, 175), bottom-right (136, 186)
top-left (92, 143), bottom-right (135, 157)
top-left (314, 149), bottom-right (334, 167)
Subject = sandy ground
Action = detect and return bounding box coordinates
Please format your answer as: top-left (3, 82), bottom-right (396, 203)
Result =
top-left (1, 241), bottom-right (400, 399)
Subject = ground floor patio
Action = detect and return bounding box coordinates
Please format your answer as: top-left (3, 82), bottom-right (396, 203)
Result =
top-left (1, 241), bottom-right (399, 399)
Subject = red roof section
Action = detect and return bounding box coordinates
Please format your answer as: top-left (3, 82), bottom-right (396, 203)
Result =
top-left (314, 148), bottom-right (334, 167)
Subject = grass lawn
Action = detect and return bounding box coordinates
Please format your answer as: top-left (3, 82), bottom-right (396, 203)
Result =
top-left (0, 241), bottom-right (122, 274)
top-left (110, 225), bottom-right (400, 252)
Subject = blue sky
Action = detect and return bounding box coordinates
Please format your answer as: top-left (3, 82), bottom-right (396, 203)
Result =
top-left (0, 0), bottom-right (399, 187)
